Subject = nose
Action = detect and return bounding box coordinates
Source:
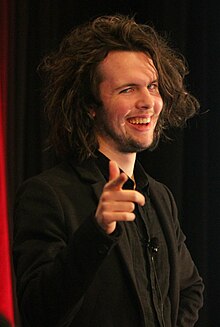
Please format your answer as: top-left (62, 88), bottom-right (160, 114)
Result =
top-left (136, 88), bottom-right (154, 110)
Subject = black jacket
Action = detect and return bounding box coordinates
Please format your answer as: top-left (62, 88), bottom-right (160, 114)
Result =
top-left (13, 158), bottom-right (204, 327)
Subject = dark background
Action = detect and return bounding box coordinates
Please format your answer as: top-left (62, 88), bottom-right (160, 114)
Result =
top-left (8, 1), bottom-right (220, 326)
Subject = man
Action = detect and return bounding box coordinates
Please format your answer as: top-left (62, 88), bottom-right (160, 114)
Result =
top-left (13, 15), bottom-right (204, 327)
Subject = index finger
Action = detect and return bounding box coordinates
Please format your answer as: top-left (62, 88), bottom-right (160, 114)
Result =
top-left (106, 161), bottom-right (128, 190)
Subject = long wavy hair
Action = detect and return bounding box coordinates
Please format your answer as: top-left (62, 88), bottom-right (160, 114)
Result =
top-left (39, 15), bottom-right (199, 161)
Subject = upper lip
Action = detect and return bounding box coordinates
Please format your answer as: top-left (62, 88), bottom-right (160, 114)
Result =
top-left (126, 114), bottom-right (153, 122)
top-left (126, 111), bottom-right (154, 118)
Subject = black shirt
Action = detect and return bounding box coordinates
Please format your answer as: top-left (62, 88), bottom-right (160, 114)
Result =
top-left (95, 152), bottom-right (171, 327)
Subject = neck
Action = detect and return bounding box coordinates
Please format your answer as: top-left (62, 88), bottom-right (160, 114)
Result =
top-left (98, 141), bottom-right (136, 178)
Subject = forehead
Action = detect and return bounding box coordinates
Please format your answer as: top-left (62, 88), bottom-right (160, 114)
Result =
top-left (98, 51), bottom-right (158, 83)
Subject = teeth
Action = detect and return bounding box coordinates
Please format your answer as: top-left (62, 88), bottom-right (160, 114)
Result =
top-left (128, 117), bottom-right (151, 124)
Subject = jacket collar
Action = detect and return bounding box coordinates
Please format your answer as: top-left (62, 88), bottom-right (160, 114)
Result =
top-left (69, 156), bottom-right (106, 199)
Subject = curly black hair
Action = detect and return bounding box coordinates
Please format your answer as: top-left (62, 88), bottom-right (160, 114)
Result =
top-left (40, 15), bottom-right (199, 161)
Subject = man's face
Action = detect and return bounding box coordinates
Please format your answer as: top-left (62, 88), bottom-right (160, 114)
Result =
top-left (94, 51), bottom-right (163, 154)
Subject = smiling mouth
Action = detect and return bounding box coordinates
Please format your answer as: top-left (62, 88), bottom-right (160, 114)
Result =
top-left (127, 117), bottom-right (151, 125)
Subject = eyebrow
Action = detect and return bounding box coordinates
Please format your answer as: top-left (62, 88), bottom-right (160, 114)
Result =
top-left (114, 83), bottom-right (137, 91)
top-left (114, 79), bottom-right (159, 91)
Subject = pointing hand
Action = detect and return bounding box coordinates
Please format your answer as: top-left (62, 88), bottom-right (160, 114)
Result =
top-left (95, 161), bottom-right (145, 234)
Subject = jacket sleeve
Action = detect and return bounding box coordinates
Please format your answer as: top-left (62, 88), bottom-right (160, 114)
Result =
top-left (13, 177), bottom-right (121, 327)
top-left (164, 185), bottom-right (204, 326)
top-left (177, 240), bottom-right (204, 326)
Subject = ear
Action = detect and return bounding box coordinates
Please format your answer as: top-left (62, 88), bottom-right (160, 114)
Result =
top-left (88, 108), bottom-right (96, 118)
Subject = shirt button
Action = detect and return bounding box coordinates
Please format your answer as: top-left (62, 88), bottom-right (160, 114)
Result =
top-left (97, 244), bottom-right (110, 255)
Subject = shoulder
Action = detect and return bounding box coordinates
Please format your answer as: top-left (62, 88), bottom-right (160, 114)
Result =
top-left (15, 161), bottom-right (75, 198)
top-left (14, 161), bottom-right (73, 204)
top-left (31, 160), bottom-right (77, 183)
top-left (147, 174), bottom-right (173, 197)
top-left (15, 157), bottom-right (105, 209)
top-left (18, 157), bottom-right (102, 191)
top-left (146, 173), bottom-right (178, 216)
top-left (135, 159), bottom-right (176, 208)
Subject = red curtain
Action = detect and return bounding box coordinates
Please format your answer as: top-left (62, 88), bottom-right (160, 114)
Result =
top-left (0, 0), bottom-right (15, 325)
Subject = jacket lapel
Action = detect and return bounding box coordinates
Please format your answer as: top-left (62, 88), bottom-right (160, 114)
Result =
top-left (70, 156), bottom-right (142, 308)
top-left (70, 157), bottom-right (106, 198)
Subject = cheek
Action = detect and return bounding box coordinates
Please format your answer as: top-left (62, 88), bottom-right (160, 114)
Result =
top-left (155, 97), bottom-right (163, 115)
top-left (109, 101), bottom-right (130, 120)
top-left (116, 99), bottom-right (134, 117)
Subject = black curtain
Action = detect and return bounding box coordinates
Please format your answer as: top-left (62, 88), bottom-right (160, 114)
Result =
top-left (8, 1), bottom-right (220, 326)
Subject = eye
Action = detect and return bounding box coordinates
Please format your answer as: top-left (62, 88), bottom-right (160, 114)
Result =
top-left (148, 82), bottom-right (159, 92)
top-left (119, 87), bottom-right (135, 94)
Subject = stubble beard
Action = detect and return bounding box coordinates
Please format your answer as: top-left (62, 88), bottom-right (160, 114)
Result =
top-left (95, 110), bottom-right (159, 154)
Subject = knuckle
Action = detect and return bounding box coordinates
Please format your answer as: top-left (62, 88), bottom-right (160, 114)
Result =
top-left (101, 191), bottom-right (110, 202)
top-left (102, 208), bottom-right (109, 222)
top-left (102, 211), bottom-right (112, 224)
top-left (101, 203), bottom-right (110, 213)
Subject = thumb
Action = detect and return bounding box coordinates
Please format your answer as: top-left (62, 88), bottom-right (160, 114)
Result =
top-left (107, 161), bottom-right (128, 190)
top-left (109, 161), bottom-right (120, 181)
